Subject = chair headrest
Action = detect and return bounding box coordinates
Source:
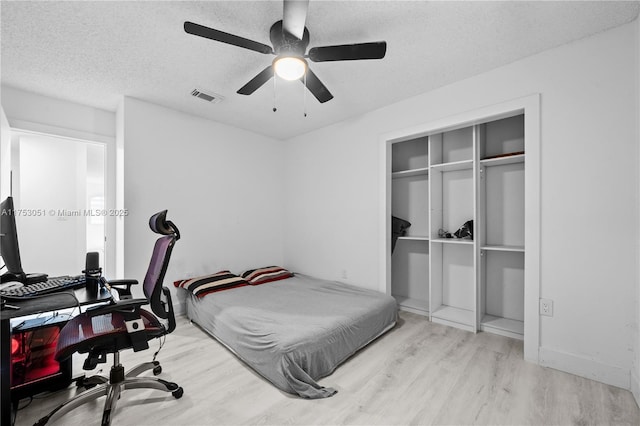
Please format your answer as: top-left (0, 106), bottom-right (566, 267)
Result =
top-left (149, 210), bottom-right (180, 239)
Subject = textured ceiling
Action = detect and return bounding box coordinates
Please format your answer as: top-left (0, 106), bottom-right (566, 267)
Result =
top-left (1, 1), bottom-right (639, 140)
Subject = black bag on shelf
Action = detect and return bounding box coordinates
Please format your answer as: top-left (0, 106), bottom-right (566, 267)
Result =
top-left (391, 216), bottom-right (412, 253)
top-left (453, 220), bottom-right (473, 240)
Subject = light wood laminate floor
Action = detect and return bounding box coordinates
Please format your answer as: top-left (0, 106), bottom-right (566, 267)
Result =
top-left (13, 311), bottom-right (640, 425)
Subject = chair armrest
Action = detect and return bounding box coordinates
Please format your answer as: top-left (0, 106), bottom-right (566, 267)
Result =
top-left (85, 298), bottom-right (148, 317)
top-left (106, 279), bottom-right (139, 298)
top-left (108, 279), bottom-right (139, 287)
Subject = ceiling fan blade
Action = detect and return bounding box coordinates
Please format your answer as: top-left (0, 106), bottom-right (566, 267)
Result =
top-left (237, 66), bottom-right (274, 95)
top-left (282, 0), bottom-right (309, 40)
top-left (308, 41), bottom-right (387, 62)
top-left (302, 69), bottom-right (333, 103)
top-left (184, 21), bottom-right (273, 55)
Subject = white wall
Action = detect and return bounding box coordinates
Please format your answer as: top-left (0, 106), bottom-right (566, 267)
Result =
top-left (120, 97), bottom-right (286, 306)
top-left (284, 22), bottom-right (638, 389)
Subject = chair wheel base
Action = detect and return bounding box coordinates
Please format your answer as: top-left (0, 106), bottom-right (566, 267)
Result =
top-left (34, 417), bottom-right (49, 426)
top-left (101, 409), bottom-right (112, 426)
top-left (76, 374), bottom-right (108, 389)
top-left (172, 387), bottom-right (184, 399)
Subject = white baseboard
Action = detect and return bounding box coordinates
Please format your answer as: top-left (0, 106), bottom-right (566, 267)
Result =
top-left (539, 347), bottom-right (630, 390)
top-left (632, 368), bottom-right (640, 408)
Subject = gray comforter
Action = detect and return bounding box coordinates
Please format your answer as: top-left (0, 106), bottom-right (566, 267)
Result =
top-left (184, 274), bottom-right (397, 398)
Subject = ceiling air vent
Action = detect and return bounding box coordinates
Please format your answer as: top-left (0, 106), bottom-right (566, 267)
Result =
top-left (190, 89), bottom-right (224, 104)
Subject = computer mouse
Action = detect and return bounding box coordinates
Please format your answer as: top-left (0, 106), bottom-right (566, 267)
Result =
top-left (0, 281), bottom-right (24, 291)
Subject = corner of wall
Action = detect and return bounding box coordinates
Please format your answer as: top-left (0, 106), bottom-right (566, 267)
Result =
top-left (0, 106), bottom-right (11, 199)
top-left (633, 368), bottom-right (640, 408)
top-left (633, 15), bottom-right (640, 409)
top-left (115, 97), bottom-right (125, 278)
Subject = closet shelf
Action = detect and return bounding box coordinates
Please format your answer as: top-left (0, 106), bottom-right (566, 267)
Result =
top-left (430, 159), bottom-right (473, 172)
top-left (480, 315), bottom-right (524, 340)
top-left (393, 296), bottom-right (429, 314)
top-left (431, 305), bottom-right (475, 326)
top-left (481, 244), bottom-right (524, 252)
top-left (480, 153), bottom-right (524, 167)
top-left (392, 167), bottom-right (429, 178)
top-left (398, 235), bottom-right (429, 241)
top-left (431, 238), bottom-right (473, 245)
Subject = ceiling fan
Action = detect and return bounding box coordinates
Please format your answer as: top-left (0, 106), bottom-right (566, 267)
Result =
top-left (184, 0), bottom-right (387, 104)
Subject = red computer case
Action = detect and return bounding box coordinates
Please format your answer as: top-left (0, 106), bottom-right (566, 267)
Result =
top-left (10, 316), bottom-right (72, 401)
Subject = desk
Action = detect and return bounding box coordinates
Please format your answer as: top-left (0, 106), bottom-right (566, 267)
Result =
top-left (1, 287), bottom-right (112, 426)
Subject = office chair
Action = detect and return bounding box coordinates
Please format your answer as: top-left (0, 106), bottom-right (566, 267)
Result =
top-left (36, 210), bottom-right (183, 426)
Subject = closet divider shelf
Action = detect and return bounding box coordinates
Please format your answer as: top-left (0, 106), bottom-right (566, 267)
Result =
top-left (480, 153), bottom-right (525, 167)
top-left (431, 238), bottom-right (474, 245)
top-left (481, 244), bottom-right (524, 252)
top-left (430, 159), bottom-right (474, 172)
top-left (431, 305), bottom-right (475, 331)
top-left (398, 236), bottom-right (430, 241)
top-left (480, 315), bottom-right (524, 340)
top-left (394, 296), bottom-right (429, 314)
top-left (392, 167), bottom-right (429, 178)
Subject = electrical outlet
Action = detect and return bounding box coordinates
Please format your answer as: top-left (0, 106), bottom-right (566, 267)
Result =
top-left (540, 298), bottom-right (553, 317)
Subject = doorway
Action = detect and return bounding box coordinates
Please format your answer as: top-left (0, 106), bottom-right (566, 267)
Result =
top-left (11, 132), bottom-right (106, 277)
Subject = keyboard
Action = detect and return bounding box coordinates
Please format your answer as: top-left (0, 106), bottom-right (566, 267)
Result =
top-left (0, 275), bottom-right (87, 299)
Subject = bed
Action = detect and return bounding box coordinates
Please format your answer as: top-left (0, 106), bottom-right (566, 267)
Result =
top-left (181, 272), bottom-right (397, 399)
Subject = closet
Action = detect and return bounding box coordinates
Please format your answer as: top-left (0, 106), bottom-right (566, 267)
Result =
top-left (389, 113), bottom-right (525, 339)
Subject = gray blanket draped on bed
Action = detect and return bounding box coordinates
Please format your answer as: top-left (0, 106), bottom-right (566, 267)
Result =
top-left (184, 274), bottom-right (397, 399)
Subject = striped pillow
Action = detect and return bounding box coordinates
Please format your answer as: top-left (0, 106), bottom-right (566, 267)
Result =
top-left (241, 266), bottom-right (293, 285)
top-left (174, 270), bottom-right (248, 298)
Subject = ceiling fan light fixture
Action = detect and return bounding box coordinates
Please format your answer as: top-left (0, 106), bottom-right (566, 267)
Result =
top-left (273, 56), bottom-right (307, 81)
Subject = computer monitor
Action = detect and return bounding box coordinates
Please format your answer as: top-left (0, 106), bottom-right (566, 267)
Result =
top-left (0, 196), bottom-right (46, 284)
top-left (1, 196), bottom-right (25, 283)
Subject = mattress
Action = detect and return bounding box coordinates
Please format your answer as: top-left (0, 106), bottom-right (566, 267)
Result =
top-left (184, 274), bottom-right (397, 398)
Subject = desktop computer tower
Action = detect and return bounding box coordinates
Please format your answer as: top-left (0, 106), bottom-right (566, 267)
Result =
top-left (10, 315), bottom-right (72, 401)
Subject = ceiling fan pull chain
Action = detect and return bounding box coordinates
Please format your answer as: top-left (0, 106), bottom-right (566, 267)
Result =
top-left (303, 72), bottom-right (307, 117)
top-left (273, 71), bottom-right (277, 112)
